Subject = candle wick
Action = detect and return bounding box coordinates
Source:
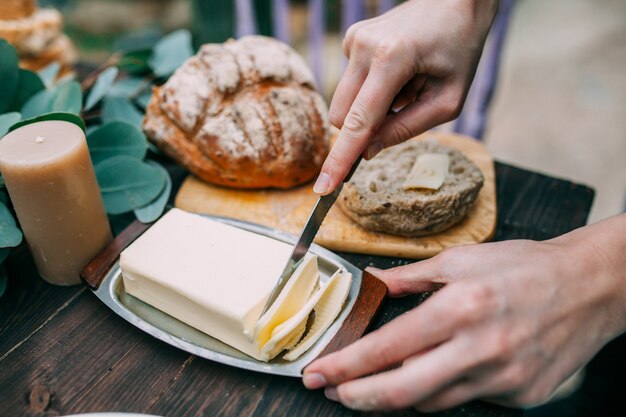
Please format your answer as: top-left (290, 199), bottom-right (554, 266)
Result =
top-left (35, 136), bottom-right (47, 144)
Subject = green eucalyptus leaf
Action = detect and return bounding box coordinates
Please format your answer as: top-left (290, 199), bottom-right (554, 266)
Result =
top-left (51, 81), bottom-right (83, 114)
top-left (0, 190), bottom-right (6, 202)
top-left (8, 69), bottom-right (46, 112)
top-left (96, 155), bottom-right (165, 215)
top-left (0, 202), bottom-right (22, 248)
top-left (148, 29), bottom-right (193, 77)
top-left (9, 112), bottom-right (86, 134)
top-left (84, 67), bottom-right (119, 111)
top-left (87, 121), bottom-right (147, 164)
top-left (107, 76), bottom-right (147, 98)
top-left (0, 175), bottom-right (4, 189)
top-left (21, 80), bottom-right (83, 118)
top-left (102, 96), bottom-right (143, 129)
top-left (117, 49), bottom-right (153, 75)
top-left (134, 89), bottom-right (153, 110)
top-left (38, 62), bottom-right (61, 88)
top-left (134, 162), bottom-right (171, 223)
top-left (0, 266), bottom-right (7, 299)
top-left (0, 40), bottom-right (19, 114)
top-left (0, 112), bottom-right (21, 137)
top-left (0, 247), bottom-right (9, 264)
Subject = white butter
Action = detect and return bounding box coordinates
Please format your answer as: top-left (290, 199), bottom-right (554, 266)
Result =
top-left (120, 209), bottom-right (293, 360)
top-left (120, 209), bottom-right (352, 362)
top-left (403, 153), bottom-right (450, 190)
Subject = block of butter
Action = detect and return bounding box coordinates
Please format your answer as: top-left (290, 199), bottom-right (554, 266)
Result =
top-left (120, 209), bottom-right (351, 362)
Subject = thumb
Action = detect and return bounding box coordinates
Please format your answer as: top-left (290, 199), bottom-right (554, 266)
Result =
top-left (366, 258), bottom-right (447, 297)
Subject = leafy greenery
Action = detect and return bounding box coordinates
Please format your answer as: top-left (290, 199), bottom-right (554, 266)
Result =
top-left (21, 80), bottom-right (83, 119)
top-left (87, 121), bottom-right (147, 164)
top-left (148, 29), bottom-right (194, 77)
top-left (0, 29), bottom-right (192, 291)
top-left (84, 67), bottom-right (119, 111)
top-left (134, 161), bottom-right (171, 223)
top-left (0, 266), bottom-right (6, 299)
top-left (0, 40), bottom-right (19, 114)
top-left (96, 156), bottom-right (166, 215)
top-left (0, 202), bottom-right (23, 248)
top-left (38, 62), bottom-right (61, 88)
top-left (102, 96), bottom-right (143, 129)
top-left (8, 69), bottom-right (46, 112)
top-left (10, 112), bottom-right (86, 134)
top-left (0, 112), bottom-right (21, 137)
top-left (117, 49), bottom-right (153, 75)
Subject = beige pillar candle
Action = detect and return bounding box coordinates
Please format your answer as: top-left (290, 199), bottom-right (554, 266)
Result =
top-left (0, 120), bottom-right (112, 285)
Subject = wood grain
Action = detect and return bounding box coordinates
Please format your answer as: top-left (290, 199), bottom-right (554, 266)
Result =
top-left (175, 132), bottom-right (497, 259)
top-left (0, 162), bottom-right (596, 417)
top-left (80, 220), bottom-right (151, 290)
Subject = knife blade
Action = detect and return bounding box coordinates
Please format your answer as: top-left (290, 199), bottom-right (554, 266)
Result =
top-left (259, 156), bottom-right (363, 317)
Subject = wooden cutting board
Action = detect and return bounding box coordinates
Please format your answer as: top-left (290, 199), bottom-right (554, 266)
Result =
top-left (175, 132), bottom-right (496, 259)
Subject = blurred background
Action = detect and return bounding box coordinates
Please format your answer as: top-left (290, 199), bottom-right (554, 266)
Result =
top-left (38, 0), bottom-right (625, 224)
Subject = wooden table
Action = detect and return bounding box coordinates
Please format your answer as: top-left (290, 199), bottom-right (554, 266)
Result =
top-left (0, 161), bottom-right (594, 417)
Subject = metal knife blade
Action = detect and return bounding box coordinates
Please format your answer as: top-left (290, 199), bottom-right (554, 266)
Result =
top-left (259, 156), bottom-right (363, 317)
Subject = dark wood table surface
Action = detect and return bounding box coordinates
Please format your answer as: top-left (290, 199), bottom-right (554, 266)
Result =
top-left (0, 161), bottom-right (594, 417)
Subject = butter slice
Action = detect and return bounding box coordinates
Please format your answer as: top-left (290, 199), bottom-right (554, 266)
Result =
top-left (284, 270), bottom-right (352, 361)
top-left (403, 153), bottom-right (450, 190)
top-left (120, 209), bottom-right (352, 363)
top-left (120, 209), bottom-right (294, 361)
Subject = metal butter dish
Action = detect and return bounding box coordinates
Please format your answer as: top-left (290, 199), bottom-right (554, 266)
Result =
top-left (81, 214), bottom-right (386, 377)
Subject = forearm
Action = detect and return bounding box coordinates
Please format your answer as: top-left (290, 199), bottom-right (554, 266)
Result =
top-left (551, 213), bottom-right (626, 338)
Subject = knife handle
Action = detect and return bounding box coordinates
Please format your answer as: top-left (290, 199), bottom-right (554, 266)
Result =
top-left (313, 270), bottom-right (387, 361)
top-left (80, 220), bottom-right (151, 290)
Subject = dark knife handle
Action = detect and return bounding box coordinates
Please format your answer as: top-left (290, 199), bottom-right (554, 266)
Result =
top-left (80, 220), bottom-right (151, 290)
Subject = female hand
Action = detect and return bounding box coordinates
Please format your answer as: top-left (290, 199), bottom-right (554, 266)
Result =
top-left (314, 0), bottom-right (499, 195)
top-left (303, 214), bottom-right (626, 412)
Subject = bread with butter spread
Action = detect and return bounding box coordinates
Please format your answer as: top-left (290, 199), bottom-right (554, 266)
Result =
top-left (338, 139), bottom-right (484, 236)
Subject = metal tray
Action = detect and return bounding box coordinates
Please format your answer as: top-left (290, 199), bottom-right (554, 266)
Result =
top-left (88, 215), bottom-right (363, 377)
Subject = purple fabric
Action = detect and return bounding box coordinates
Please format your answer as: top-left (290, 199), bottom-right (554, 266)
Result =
top-left (272, 0), bottom-right (291, 44)
top-left (235, 0), bottom-right (257, 38)
top-left (453, 0), bottom-right (516, 139)
top-left (342, 0), bottom-right (365, 36)
top-left (309, 0), bottom-right (325, 88)
top-left (377, 0), bottom-right (396, 15)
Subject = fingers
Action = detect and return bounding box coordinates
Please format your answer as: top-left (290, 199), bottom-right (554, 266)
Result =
top-left (314, 65), bottom-right (408, 194)
top-left (413, 379), bottom-right (483, 413)
top-left (303, 285), bottom-right (465, 388)
top-left (366, 258), bottom-right (448, 297)
top-left (328, 56), bottom-right (367, 129)
top-left (365, 82), bottom-right (464, 158)
top-left (327, 340), bottom-right (470, 411)
top-left (390, 74), bottom-right (428, 113)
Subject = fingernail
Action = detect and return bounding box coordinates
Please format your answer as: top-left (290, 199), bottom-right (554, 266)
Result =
top-left (325, 387), bottom-right (339, 402)
top-left (365, 266), bottom-right (384, 277)
top-left (303, 372), bottom-right (327, 389)
top-left (313, 172), bottom-right (330, 194)
top-left (366, 142), bottom-right (384, 159)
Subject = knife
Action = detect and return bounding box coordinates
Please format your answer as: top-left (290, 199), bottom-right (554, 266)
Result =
top-left (259, 156), bottom-right (363, 317)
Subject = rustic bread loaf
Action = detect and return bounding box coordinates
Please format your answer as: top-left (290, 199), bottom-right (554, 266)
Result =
top-left (338, 139), bottom-right (484, 236)
top-left (0, 8), bottom-right (62, 56)
top-left (0, 0), bottom-right (36, 21)
top-left (143, 35), bottom-right (330, 189)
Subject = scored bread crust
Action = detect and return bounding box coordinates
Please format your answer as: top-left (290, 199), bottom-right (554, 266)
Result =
top-left (0, 0), bottom-right (36, 21)
top-left (143, 35), bottom-right (330, 189)
top-left (338, 139), bottom-right (484, 236)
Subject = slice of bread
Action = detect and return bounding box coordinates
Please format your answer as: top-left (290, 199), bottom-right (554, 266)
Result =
top-left (338, 138), bottom-right (484, 236)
